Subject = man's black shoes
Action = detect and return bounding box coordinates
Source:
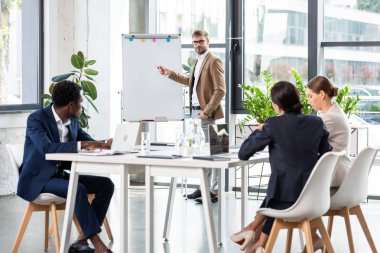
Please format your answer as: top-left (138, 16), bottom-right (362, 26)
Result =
top-left (183, 189), bottom-right (202, 199)
top-left (194, 192), bottom-right (218, 204)
top-left (68, 240), bottom-right (95, 253)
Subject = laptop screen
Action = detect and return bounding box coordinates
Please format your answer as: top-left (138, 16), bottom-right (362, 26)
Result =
top-left (208, 124), bottom-right (229, 155)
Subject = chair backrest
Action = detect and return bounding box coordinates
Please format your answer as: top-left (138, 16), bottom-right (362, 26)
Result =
top-left (5, 143), bottom-right (24, 178)
top-left (330, 147), bottom-right (378, 209)
top-left (279, 151), bottom-right (344, 221)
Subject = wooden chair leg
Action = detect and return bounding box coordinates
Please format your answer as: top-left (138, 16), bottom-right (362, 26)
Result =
top-left (50, 203), bottom-right (60, 253)
top-left (285, 228), bottom-right (293, 253)
top-left (314, 217), bottom-right (335, 253)
top-left (73, 215), bottom-right (83, 235)
top-left (302, 220), bottom-right (314, 253)
top-left (342, 207), bottom-right (355, 253)
top-left (49, 209), bottom-right (62, 237)
top-left (45, 210), bottom-right (49, 251)
top-left (327, 215), bottom-right (334, 236)
top-left (103, 217), bottom-right (114, 242)
top-left (351, 206), bottom-right (378, 253)
top-left (12, 204), bottom-right (34, 253)
top-left (265, 219), bottom-right (281, 253)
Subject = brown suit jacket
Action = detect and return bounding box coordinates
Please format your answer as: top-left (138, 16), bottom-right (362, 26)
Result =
top-left (168, 52), bottom-right (225, 120)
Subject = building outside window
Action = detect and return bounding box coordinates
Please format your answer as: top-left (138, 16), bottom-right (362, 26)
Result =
top-left (156, 0), bottom-right (227, 142)
top-left (244, 0), bottom-right (308, 90)
top-left (322, 0), bottom-right (380, 126)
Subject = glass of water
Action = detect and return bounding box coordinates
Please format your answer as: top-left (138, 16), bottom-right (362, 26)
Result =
top-left (175, 131), bottom-right (184, 155)
top-left (141, 132), bottom-right (150, 154)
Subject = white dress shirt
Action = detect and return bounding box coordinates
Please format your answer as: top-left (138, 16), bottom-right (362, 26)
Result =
top-left (52, 106), bottom-right (81, 150)
top-left (192, 50), bottom-right (210, 107)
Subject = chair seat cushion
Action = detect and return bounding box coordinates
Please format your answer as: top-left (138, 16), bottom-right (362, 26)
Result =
top-left (32, 193), bottom-right (66, 205)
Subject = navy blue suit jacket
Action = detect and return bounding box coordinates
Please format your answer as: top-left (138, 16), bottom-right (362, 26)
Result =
top-left (17, 105), bottom-right (94, 202)
top-left (238, 113), bottom-right (332, 205)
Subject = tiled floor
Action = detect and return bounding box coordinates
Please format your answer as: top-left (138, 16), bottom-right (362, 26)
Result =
top-left (1, 186), bottom-right (380, 253)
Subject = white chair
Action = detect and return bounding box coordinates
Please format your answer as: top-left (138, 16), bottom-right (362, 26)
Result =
top-left (7, 144), bottom-right (114, 252)
top-left (325, 147), bottom-right (378, 253)
top-left (7, 144), bottom-right (66, 253)
top-left (257, 151), bottom-right (345, 253)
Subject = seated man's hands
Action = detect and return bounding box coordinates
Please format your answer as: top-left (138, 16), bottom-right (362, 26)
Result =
top-left (81, 140), bottom-right (112, 150)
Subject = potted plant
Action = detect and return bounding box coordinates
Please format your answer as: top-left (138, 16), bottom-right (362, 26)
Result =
top-left (42, 51), bottom-right (98, 129)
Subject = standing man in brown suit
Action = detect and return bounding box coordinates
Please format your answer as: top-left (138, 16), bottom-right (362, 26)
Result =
top-left (158, 29), bottom-right (226, 203)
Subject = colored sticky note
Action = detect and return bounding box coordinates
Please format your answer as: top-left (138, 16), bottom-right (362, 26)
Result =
top-left (129, 38), bottom-right (133, 42)
top-left (152, 38), bottom-right (157, 42)
top-left (166, 37), bottom-right (170, 42)
top-left (141, 38), bottom-right (145, 42)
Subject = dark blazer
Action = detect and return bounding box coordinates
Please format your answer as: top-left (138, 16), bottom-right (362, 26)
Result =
top-left (168, 52), bottom-right (225, 120)
top-left (17, 105), bottom-right (93, 202)
top-left (239, 113), bottom-right (331, 205)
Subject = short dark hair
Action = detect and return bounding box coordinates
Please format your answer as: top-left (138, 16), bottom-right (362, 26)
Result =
top-left (271, 81), bottom-right (303, 114)
top-left (192, 29), bottom-right (210, 42)
top-left (307, 76), bottom-right (339, 98)
top-left (52, 80), bottom-right (82, 107)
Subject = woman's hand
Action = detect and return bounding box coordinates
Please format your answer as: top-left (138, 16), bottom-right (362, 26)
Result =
top-left (256, 123), bottom-right (264, 131)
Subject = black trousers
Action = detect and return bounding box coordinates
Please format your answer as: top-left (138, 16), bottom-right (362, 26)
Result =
top-left (41, 174), bottom-right (114, 238)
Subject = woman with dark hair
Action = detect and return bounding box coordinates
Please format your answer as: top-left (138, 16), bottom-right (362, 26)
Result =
top-left (230, 81), bottom-right (331, 253)
top-left (305, 76), bottom-right (351, 252)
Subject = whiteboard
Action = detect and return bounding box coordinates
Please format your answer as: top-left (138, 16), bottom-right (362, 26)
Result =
top-left (122, 34), bottom-right (184, 121)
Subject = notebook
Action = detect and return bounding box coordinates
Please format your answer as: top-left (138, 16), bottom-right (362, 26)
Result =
top-left (79, 123), bottom-right (140, 156)
top-left (193, 124), bottom-right (231, 161)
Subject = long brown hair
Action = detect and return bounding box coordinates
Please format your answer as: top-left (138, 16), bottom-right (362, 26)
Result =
top-left (307, 76), bottom-right (338, 98)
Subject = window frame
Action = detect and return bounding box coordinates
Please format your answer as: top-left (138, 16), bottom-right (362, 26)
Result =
top-left (0, 0), bottom-right (43, 113)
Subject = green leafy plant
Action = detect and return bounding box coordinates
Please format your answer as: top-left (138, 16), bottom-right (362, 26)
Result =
top-left (335, 84), bottom-right (360, 117)
top-left (239, 68), bottom-right (359, 126)
top-left (42, 51), bottom-right (98, 129)
top-left (239, 70), bottom-right (276, 125)
top-left (291, 69), bottom-right (312, 115)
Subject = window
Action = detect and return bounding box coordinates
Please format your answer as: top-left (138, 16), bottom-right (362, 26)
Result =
top-left (322, 0), bottom-right (380, 126)
top-left (235, 0), bottom-right (308, 114)
top-left (0, 0), bottom-right (42, 111)
top-left (156, 0), bottom-right (227, 122)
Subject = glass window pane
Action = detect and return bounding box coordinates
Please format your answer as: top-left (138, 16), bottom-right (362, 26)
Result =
top-left (244, 1), bottom-right (308, 88)
top-left (323, 47), bottom-right (380, 124)
top-left (157, 0), bottom-right (226, 43)
top-left (0, 0), bottom-right (40, 107)
top-left (324, 1), bottom-right (380, 42)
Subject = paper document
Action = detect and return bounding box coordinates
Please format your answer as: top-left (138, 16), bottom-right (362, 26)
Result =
top-left (78, 149), bottom-right (137, 156)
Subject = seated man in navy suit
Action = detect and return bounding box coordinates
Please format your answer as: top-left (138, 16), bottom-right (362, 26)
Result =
top-left (17, 80), bottom-right (114, 253)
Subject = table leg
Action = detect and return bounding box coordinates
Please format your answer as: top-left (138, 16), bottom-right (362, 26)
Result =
top-left (241, 165), bottom-right (248, 229)
top-left (200, 168), bottom-right (217, 253)
top-left (217, 169), bottom-right (225, 246)
top-left (146, 165), bottom-right (154, 253)
top-left (60, 162), bottom-right (79, 253)
top-left (163, 177), bottom-right (177, 241)
top-left (120, 165), bottom-right (129, 253)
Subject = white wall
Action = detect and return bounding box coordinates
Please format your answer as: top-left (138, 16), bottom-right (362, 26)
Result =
top-left (0, 0), bottom-right (130, 195)
top-left (44, 0), bottom-right (111, 139)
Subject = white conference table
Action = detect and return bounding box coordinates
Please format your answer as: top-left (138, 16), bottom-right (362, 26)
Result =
top-left (46, 150), bottom-right (269, 253)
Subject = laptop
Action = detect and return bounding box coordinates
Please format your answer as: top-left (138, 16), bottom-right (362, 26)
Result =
top-left (79, 123), bottom-right (140, 156)
top-left (193, 124), bottom-right (232, 161)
